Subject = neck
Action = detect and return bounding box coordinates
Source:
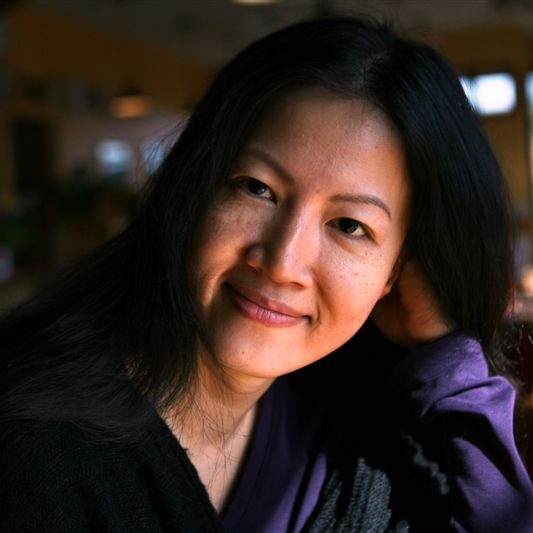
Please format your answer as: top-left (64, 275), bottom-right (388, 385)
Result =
top-left (163, 356), bottom-right (274, 512)
top-left (170, 358), bottom-right (273, 445)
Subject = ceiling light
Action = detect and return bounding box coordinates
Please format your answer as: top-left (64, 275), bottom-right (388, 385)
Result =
top-left (111, 85), bottom-right (153, 118)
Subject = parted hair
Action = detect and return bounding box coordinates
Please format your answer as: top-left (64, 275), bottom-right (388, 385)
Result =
top-left (0, 16), bottom-right (514, 438)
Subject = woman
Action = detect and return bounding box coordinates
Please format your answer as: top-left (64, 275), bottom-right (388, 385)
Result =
top-left (1, 16), bottom-right (532, 532)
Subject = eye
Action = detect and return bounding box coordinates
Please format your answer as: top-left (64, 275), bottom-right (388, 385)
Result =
top-left (241, 177), bottom-right (274, 200)
top-left (331, 217), bottom-right (367, 238)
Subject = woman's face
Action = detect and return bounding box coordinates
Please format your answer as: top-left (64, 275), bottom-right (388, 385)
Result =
top-left (192, 88), bottom-right (410, 381)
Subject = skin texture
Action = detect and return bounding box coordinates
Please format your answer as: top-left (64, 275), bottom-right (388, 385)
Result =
top-left (192, 88), bottom-right (411, 388)
top-left (175, 88), bottom-right (452, 511)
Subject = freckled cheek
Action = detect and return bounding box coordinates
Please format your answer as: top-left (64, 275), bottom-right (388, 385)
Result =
top-left (192, 206), bottom-right (268, 300)
top-left (320, 253), bottom-right (393, 322)
top-left (209, 202), bottom-right (268, 242)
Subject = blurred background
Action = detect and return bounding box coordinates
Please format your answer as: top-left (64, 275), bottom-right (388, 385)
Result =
top-left (2, 0), bottom-right (533, 471)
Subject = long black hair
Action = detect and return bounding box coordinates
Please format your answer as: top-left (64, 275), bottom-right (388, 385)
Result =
top-left (0, 17), bottom-right (514, 438)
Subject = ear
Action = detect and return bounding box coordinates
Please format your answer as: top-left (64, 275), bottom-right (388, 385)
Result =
top-left (378, 250), bottom-right (406, 299)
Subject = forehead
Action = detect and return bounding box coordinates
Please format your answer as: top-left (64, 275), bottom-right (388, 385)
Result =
top-left (242, 87), bottom-right (409, 194)
top-left (250, 87), bottom-right (404, 160)
top-left (235, 87), bottom-right (411, 234)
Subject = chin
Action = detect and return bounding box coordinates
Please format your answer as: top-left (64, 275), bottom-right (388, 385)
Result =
top-left (213, 343), bottom-right (302, 379)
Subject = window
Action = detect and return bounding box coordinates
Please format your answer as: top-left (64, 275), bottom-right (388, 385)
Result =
top-left (460, 73), bottom-right (516, 116)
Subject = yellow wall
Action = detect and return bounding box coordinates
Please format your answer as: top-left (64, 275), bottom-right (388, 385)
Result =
top-left (3, 7), bottom-right (533, 213)
top-left (438, 26), bottom-right (532, 214)
top-left (0, 6), bottom-right (214, 212)
top-left (3, 5), bottom-right (214, 110)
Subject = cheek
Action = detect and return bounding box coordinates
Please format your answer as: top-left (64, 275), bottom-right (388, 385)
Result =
top-left (192, 205), bottom-right (262, 300)
top-left (321, 251), bottom-right (395, 330)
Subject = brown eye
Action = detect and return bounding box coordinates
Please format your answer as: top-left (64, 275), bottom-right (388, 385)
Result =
top-left (334, 218), bottom-right (366, 237)
top-left (245, 178), bottom-right (273, 199)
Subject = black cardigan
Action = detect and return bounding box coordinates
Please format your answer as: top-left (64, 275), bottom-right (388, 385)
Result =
top-left (1, 328), bottom-right (454, 532)
top-left (0, 419), bottom-right (224, 532)
top-left (0, 415), bottom-right (448, 533)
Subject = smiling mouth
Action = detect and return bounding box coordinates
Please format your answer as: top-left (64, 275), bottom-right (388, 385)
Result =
top-left (225, 283), bottom-right (308, 328)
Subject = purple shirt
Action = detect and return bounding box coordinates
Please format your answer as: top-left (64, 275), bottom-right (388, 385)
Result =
top-left (222, 377), bottom-right (327, 531)
top-left (222, 333), bottom-right (533, 532)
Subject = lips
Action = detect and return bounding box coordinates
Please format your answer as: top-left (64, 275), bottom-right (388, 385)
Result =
top-left (225, 283), bottom-right (309, 327)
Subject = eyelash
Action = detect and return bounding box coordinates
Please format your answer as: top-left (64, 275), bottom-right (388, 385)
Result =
top-left (232, 176), bottom-right (275, 201)
top-left (232, 176), bottom-right (370, 241)
top-left (328, 218), bottom-right (368, 239)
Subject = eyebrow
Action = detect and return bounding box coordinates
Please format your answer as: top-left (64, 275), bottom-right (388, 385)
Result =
top-left (330, 193), bottom-right (392, 220)
top-left (240, 147), bottom-right (392, 220)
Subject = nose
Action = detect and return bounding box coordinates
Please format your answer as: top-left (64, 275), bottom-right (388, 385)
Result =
top-left (245, 210), bottom-right (316, 287)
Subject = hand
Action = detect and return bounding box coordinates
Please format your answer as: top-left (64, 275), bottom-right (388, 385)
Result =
top-left (371, 258), bottom-right (455, 348)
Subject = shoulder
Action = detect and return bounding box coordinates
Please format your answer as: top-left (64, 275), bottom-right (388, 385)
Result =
top-left (0, 419), bottom-right (114, 531)
top-left (291, 327), bottom-right (455, 529)
top-left (0, 418), bottom-right (100, 483)
top-left (0, 419), bottom-right (172, 530)
top-left (0, 418), bottom-right (223, 532)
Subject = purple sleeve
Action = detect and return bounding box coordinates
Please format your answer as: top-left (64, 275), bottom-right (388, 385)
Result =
top-left (388, 333), bottom-right (533, 533)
